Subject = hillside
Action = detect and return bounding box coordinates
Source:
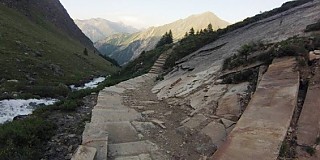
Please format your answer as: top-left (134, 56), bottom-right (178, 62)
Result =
top-left (0, 0), bottom-right (118, 99)
top-left (95, 12), bottom-right (230, 65)
top-left (75, 18), bottom-right (139, 42)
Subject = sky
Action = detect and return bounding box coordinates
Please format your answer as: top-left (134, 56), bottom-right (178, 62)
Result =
top-left (60, 0), bottom-right (290, 29)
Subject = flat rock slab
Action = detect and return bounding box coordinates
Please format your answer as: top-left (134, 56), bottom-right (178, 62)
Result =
top-left (216, 94), bottom-right (241, 117)
top-left (102, 86), bottom-right (126, 94)
top-left (81, 128), bottom-right (108, 160)
top-left (183, 114), bottom-right (207, 129)
top-left (212, 57), bottom-right (299, 160)
top-left (131, 121), bottom-right (156, 133)
top-left (72, 145), bottom-right (97, 160)
top-left (83, 122), bottom-right (139, 144)
top-left (91, 109), bottom-right (142, 123)
top-left (201, 121), bottom-right (227, 146)
top-left (95, 94), bottom-right (127, 110)
top-left (108, 140), bottom-right (159, 157)
top-left (114, 154), bottom-right (152, 160)
top-left (297, 84), bottom-right (320, 146)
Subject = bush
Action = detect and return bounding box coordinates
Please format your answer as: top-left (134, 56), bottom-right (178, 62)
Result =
top-left (60, 99), bottom-right (83, 112)
top-left (0, 118), bottom-right (56, 159)
top-left (305, 22), bottom-right (320, 32)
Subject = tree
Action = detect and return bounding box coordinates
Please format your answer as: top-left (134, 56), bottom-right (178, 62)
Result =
top-left (184, 32), bottom-right (188, 38)
top-left (156, 30), bottom-right (173, 48)
top-left (83, 48), bottom-right (88, 56)
top-left (207, 23), bottom-right (214, 32)
top-left (189, 27), bottom-right (195, 35)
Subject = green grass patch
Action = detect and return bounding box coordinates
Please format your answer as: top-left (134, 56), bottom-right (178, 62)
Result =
top-left (0, 118), bottom-right (56, 160)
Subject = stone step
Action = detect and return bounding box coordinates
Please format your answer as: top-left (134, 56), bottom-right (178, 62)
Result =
top-left (82, 129), bottom-right (108, 160)
top-left (91, 109), bottom-right (142, 123)
top-left (114, 154), bottom-right (152, 160)
top-left (108, 140), bottom-right (159, 157)
top-left (95, 94), bottom-right (127, 110)
top-left (151, 68), bottom-right (162, 72)
top-left (83, 122), bottom-right (139, 144)
top-left (154, 61), bottom-right (165, 65)
top-left (153, 62), bottom-right (164, 67)
top-left (297, 84), bottom-right (320, 146)
top-left (72, 145), bottom-right (97, 160)
top-left (212, 57), bottom-right (299, 160)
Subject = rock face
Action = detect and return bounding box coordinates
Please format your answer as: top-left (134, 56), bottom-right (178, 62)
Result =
top-left (95, 12), bottom-right (230, 65)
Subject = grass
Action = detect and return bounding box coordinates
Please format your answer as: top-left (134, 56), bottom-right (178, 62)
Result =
top-left (0, 118), bottom-right (56, 160)
top-left (0, 4), bottom-right (119, 100)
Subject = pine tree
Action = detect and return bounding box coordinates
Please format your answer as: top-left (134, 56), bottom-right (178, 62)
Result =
top-left (189, 27), bottom-right (195, 35)
top-left (156, 30), bottom-right (173, 48)
top-left (207, 23), bottom-right (214, 32)
top-left (83, 48), bottom-right (88, 56)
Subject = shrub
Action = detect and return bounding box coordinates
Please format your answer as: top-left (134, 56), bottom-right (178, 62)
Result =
top-left (0, 118), bottom-right (56, 159)
top-left (305, 22), bottom-right (320, 32)
top-left (60, 99), bottom-right (83, 112)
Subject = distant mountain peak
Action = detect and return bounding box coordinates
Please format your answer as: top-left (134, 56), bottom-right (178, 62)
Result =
top-left (95, 11), bottom-right (230, 65)
top-left (75, 18), bottom-right (140, 42)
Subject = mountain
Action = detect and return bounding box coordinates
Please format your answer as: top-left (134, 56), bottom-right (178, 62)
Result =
top-left (95, 12), bottom-right (230, 65)
top-left (0, 0), bottom-right (118, 99)
top-left (75, 18), bottom-right (140, 42)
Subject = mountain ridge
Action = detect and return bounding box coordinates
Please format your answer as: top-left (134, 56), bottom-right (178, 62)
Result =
top-left (75, 18), bottom-right (140, 42)
top-left (95, 11), bottom-right (230, 65)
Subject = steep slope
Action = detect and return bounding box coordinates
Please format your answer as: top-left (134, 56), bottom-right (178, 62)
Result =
top-left (0, 0), bottom-right (118, 99)
top-left (95, 12), bottom-right (230, 65)
top-left (75, 18), bottom-right (139, 42)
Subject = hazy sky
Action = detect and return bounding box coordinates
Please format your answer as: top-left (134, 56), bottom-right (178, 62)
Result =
top-left (60, 0), bottom-right (290, 29)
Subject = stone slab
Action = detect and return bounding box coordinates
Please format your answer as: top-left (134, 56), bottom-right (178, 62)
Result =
top-left (216, 94), bottom-right (241, 117)
top-left (72, 145), bottom-right (96, 160)
top-left (83, 122), bottom-right (139, 144)
top-left (183, 114), bottom-right (207, 129)
top-left (212, 57), bottom-right (299, 160)
top-left (102, 86), bottom-right (126, 94)
top-left (131, 121), bottom-right (156, 133)
top-left (114, 154), bottom-right (152, 160)
top-left (95, 94), bottom-right (127, 110)
top-left (297, 84), bottom-right (320, 146)
top-left (201, 121), bottom-right (227, 146)
top-left (91, 109), bottom-right (142, 123)
top-left (108, 140), bottom-right (158, 157)
top-left (81, 127), bottom-right (108, 160)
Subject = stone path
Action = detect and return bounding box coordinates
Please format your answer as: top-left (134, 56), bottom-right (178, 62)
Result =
top-left (212, 57), bottom-right (300, 160)
top-left (149, 49), bottom-right (171, 74)
top-left (73, 74), bottom-right (164, 160)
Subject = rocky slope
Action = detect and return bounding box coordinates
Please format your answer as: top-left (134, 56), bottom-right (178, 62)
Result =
top-left (95, 12), bottom-right (230, 65)
top-left (75, 18), bottom-right (139, 42)
top-left (0, 0), bottom-right (118, 99)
